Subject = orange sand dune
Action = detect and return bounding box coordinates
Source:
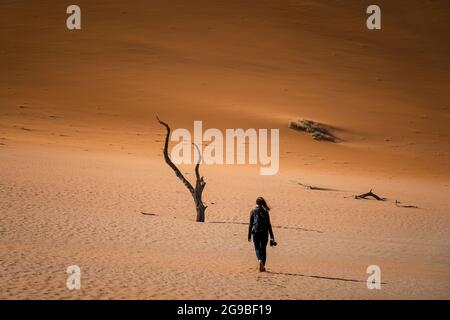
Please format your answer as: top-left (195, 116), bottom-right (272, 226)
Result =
top-left (0, 0), bottom-right (449, 299)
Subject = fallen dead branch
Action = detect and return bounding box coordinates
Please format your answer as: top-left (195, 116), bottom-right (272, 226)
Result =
top-left (344, 191), bottom-right (420, 209)
top-left (141, 212), bottom-right (158, 216)
top-left (354, 189), bottom-right (386, 201)
top-left (395, 200), bottom-right (418, 208)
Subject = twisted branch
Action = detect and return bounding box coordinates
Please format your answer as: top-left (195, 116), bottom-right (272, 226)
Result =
top-left (156, 116), bottom-right (207, 221)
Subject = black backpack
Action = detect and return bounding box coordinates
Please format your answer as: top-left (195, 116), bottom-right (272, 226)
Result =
top-left (252, 207), bottom-right (269, 233)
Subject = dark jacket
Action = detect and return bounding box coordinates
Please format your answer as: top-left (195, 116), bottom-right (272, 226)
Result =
top-left (248, 206), bottom-right (274, 240)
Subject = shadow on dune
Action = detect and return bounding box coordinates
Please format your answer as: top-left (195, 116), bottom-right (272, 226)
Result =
top-left (301, 186), bottom-right (339, 191)
top-left (266, 271), bottom-right (386, 284)
top-left (140, 214), bottom-right (323, 233)
top-left (289, 180), bottom-right (340, 192)
top-left (297, 182), bottom-right (339, 192)
top-left (208, 221), bottom-right (323, 233)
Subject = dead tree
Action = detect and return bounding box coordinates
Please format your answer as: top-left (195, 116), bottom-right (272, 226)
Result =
top-left (354, 189), bottom-right (386, 201)
top-left (156, 116), bottom-right (207, 222)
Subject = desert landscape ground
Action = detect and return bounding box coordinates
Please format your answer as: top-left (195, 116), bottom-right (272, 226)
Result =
top-left (1, 0), bottom-right (449, 299)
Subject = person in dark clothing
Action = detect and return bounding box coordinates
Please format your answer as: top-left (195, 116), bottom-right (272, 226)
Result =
top-left (248, 197), bottom-right (275, 272)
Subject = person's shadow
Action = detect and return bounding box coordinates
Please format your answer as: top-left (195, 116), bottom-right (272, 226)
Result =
top-left (265, 270), bottom-right (386, 284)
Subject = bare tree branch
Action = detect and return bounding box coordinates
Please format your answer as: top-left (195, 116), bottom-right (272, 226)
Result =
top-left (156, 116), bottom-right (195, 195)
top-left (193, 142), bottom-right (202, 182)
top-left (395, 200), bottom-right (418, 208)
top-left (192, 142), bottom-right (207, 197)
top-left (156, 116), bottom-right (207, 222)
top-left (354, 189), bottom-right (386, 201)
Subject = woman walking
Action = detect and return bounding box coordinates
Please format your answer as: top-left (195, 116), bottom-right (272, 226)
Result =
top-left (248, 197), bottom-right (275, 272)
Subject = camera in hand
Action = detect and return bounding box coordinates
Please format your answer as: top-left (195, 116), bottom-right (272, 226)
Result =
top-left (270, 239), bottom-right (277, 247)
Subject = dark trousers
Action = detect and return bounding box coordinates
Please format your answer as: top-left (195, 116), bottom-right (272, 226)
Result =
top-left (253, 231), bottom-right (269, 266)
